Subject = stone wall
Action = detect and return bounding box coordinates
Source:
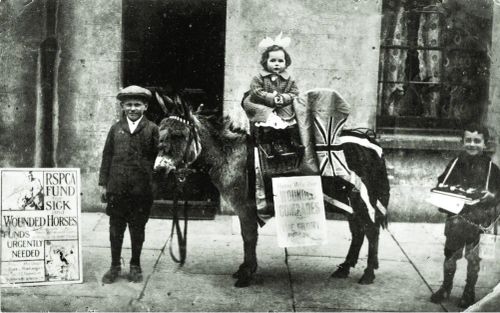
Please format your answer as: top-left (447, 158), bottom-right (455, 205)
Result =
top-left (0, 0), bottom-right (122, 210)
top-left (384, 150), bottom-right (456, 222)
top-left (55, 0), bottom-right (122, 210)
top-left (488, 2), bottom-right (500, 165)
top-left (0, 0), bottom-right (45, 167)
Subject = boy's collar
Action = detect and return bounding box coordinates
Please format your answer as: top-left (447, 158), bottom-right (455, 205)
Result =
top-left (260, 69), bottom-right (290, 79)
top-left (120, 115), bottom-right (147, 133)
top-left (126, 115), bottom-right (144, 125)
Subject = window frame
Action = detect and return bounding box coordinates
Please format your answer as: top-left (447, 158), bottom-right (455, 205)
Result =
top-left (376, 3), bottom-right (491, 136)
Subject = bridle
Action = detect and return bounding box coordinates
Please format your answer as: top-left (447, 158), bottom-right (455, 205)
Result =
top-left (154, 89), bottom-right (205, 265)
top-left (154, 89), bottom-right (202, 174)
top-left (162, 115), bottom-right (202, 265)
top-left (164, 115), bottom-right (202, 175)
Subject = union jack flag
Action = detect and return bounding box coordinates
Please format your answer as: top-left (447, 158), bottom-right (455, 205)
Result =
top-left (312, 115), bottom-right (386, 221)
top-left (313, 116), bottom-right (350, 179)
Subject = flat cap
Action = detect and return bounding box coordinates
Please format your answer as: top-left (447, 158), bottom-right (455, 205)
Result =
top-left (116, 85), bottom-right (152, 101)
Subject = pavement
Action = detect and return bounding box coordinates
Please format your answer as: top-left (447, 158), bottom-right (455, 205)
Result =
top-left (1, 212), bottom-right (499, 312)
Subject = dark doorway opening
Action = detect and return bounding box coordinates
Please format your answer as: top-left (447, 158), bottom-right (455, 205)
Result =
top-left (122, 0), bottom-right (226, 218)
top-left (123, 0), bottom-right (226, 111)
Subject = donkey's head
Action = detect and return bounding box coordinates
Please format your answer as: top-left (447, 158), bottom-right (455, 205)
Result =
top-left (153, 91), bottom-right (202, 175)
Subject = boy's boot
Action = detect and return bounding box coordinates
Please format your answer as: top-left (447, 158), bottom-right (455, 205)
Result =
top-left (103, 220), bottom-right (125, 284)
top-left (128, 225), bottom-right (145, 282)
top-left (458, 285), bottom-right (475, 308)
top-left (128, 265), bottom-right (143, 283)
top-left (430, 259), bottom-right (455, 303)
top-left (458, 260), bottom-right (479, 308)
top-left (102, 265), bottom-right (121, 284)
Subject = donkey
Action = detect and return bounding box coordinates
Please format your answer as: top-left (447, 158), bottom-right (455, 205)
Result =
top-left (152, 89), bottom-right (390, 287)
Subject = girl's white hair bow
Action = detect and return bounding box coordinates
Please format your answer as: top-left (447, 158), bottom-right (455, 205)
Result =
top-left (258, 32), bottom-right (291, 51)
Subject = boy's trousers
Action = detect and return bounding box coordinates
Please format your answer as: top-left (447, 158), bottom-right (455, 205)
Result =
top-left (442, 216), bottom-right (481, 289)
top-left (106, 194), bottom-right (153, 267)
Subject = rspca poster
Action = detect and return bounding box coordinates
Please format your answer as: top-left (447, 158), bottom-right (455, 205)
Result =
top-left (0, 168), bottom-right (82, 286)
top-left (272, 176), bottom-right (327, 247)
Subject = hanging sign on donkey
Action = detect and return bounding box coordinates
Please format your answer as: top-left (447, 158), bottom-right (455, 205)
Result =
top-left (0, 168), bottom-right (82, 286)
top-left (272, 176), bottom-right (327, 247)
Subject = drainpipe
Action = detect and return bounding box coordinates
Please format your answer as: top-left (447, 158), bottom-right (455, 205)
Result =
top-left (35, 0), bottom-right (59, 167)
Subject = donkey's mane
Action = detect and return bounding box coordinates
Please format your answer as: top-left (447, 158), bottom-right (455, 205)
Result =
top-left (193, 114), bottom-right (247, 162)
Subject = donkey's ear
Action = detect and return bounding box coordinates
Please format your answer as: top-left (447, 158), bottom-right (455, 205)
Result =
top-left (159, 93), bottom-right (177, 113)
top-left (154, 91), bottom-right (169, 115)
top-left (182, 96), bottom-right (195, 120)
top-left (174, 94), bottom-right (190, 118)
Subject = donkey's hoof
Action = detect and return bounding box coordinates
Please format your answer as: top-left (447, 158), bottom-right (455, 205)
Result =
top-left (358, 268), bottom-right (375, 285)
top-left (234, 276), bottom-right (252, 288)
top-left (331, 263), bottom-right (350, 279)
top-left (232, 264), bottom-right (257, 279)
top-left (232, 268), bottom-right (243, 279)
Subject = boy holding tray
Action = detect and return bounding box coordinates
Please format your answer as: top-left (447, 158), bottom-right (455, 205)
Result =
top-left (430, 124), bottom-right (500, 308)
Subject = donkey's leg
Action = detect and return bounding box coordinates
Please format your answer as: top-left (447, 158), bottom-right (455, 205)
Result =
top-left (231, 141), bottom-right (259, 286)
top-left (331, 210), bottom-right (365, 278)
top-left (233, 203), bottom-right (259, 287)
top-left (358, 217), bottom-right (380, 285)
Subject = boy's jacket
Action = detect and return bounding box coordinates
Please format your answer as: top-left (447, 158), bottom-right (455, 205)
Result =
top-left (99, 116), bottom-right (159, 196)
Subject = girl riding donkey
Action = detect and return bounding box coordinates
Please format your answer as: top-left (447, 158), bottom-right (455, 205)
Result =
top-left (242, 32), bottom-right (302, 219)
top-left (242, 33), bottom-right (390, 285)
top-left (152, 34), bottom-right (390, 288)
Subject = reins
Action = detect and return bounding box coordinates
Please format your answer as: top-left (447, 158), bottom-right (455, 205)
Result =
top-left (167, 167), bottom-right (194, 266)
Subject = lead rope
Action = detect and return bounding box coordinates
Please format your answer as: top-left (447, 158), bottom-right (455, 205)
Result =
top-left (167, 171), bottom-right (189, 266)
top-left (456, 211), bottom-right (500, 233)
top-left (455, 210), bottom-right (500, 256)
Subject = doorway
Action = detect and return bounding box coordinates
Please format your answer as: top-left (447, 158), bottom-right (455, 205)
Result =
top-left (123, 0), bottom-right (226, 110)
top-left (122, 0), bottom-right (226, 216)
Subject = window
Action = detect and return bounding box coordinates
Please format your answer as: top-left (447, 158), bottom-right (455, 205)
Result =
top-left (377, 0), bottom-right (492, 135)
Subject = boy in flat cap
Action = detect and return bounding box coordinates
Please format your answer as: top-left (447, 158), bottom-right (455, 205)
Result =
top-left (99, 85), bottom-right (159, 283)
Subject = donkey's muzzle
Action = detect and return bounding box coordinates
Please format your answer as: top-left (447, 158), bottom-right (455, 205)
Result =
top-left (154, 155), bottom-right (176, 175)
